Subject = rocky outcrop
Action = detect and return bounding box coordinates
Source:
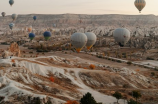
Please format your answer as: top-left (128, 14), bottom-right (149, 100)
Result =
top-left (1, 50), bottom-right (13, 59)
top-left (8, 42), bottom-right (21, 57)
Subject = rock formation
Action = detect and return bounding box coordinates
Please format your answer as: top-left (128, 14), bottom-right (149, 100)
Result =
top-left (8, 42), bottom-right (21, 57)
top-left (1, 50), bottom-right (13, 59)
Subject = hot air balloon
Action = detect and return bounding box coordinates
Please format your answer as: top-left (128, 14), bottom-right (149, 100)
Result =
top-left (33, 16), bottom-right (37, 21)
top-left (71, 32), bottom-right (87, 52)
top-left (1, 12), bottom-right (6, 17)
top-left (12, 14), bottom-right (17, 21)
top-left (113, 28), bottom-right (131, 47)
top-left (29, 33), bottom-right (35, 40)
top-left (43, 31), bottom-right (51, 41)
top-left (9, 23), bottom-right (14, 30)
top-left (9, 0), bottom-right (14, 6)
top-left (85, 32), bottom-right (97, 50)
top-left (27, 26), bottom-right (32, 32)
top-left (53, 24), bottom-right (56, 27)
top-left (134, 0), bottom-right (146, 13)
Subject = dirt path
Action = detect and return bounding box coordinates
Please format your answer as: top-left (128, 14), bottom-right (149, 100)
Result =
top-left (50, 51), bottom-right (151, 72)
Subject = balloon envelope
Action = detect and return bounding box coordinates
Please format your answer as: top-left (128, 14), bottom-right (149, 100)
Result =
top-left (12, 14), bottom-right (17, 21)
top-left (71, 32), bottom-right (87, 52)
top-left (33, 16), bottom-right (37, 21)
top-left (9, 0), bottom-right (14, 6)
top-left (1, 12), bottom-right (6, 17)
top-left (9, 23), bottom-right (14, 30)
top-left (27, 26), bottom-right (32, 32)
top-left (113, 28), bottom-right (130, 47)
top-left (85, 32), bottom-right (97, 50)
top-left (134, 0), bottom-right (146, 13)
top-left (43, 31), bottom-right (51, 41)
top-left (29, 33), bottom-right (35, 40)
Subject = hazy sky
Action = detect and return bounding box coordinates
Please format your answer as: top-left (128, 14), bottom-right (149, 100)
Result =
top-left (0, 0), bottom-right (158, 15)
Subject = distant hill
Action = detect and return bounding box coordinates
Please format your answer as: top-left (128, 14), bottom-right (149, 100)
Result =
top-left (0, 14), bottom-right (158, 28)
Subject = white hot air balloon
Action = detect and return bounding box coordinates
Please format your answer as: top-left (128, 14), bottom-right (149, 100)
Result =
top-left (71, 32), bottom-right (87, 52)
top-left (9, 23), bottom-right (14, 30)
top-left (12, 14), bottom-right (17, 21)
top-left (113, 28), bottom-right (130, 47)
top-left (85, 32), bottom-right (97, 50)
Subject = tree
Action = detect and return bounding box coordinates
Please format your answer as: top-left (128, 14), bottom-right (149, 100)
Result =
top-left (127, 99), bottom-right (137, 104)
top-left (127, 99), bottom-right (141, 104)
top-left (112, 91), bottom-right (122, 103)
top-left (80, 92), bottom-right (97, 104)
top-left (45, 98), bottom-right (52, 104)
top-left (132, 90), bottom-right (142, 104)
top-left (35, 97), bottom-right (41, 104)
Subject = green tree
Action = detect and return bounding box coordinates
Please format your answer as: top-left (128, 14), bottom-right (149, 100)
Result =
top-left (132, 90), bottom-right (142, 104)
top-left (45, 98), bottom-right (52, 104)
top-left (80, 92), bottom-right (97, 104)
top-left (35, 97), bottom-right (41, 104)
top-left (127, 99), bottom-right (141, 104)
top-left (112, 91), bottom-right (122, 103)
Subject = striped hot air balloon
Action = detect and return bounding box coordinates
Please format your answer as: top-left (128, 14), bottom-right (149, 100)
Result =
top-left (134, 0), bottom-right (146, 13)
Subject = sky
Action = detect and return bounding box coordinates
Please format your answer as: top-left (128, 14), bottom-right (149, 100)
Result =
top-left (0, 0), bottom-right (158, 15)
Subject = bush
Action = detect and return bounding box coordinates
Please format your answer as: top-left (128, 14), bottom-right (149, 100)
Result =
top-left (127, 99), bottom-right (141, 104)
top-left (11, 59), bottom-right (15, 63)
top-left (97, 55), bottom-right (102, 58)
top-left (65, 101), bottom-right (79, 104)
top-left (89, 64), bottom-right (95, 69)
top-left (29, 51), bottom-right (33, 54)
top-left (127, 61), bottom-right (132, 65)
top-left (146, 57), bottom-right (154, 60)
top-left (151, 72), bottom-right (155, 76)
top-left (49, 77), bottom-right (54, 82)
top-left (117, 60), bottom-right (122, 63)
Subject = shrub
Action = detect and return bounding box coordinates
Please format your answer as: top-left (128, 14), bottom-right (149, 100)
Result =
top-left (65, 101), bottom-right (79, 104)
top-left (127, 99), bottom-right (141, 104)
top-left (29, 51), bottom-right (33, 54)
top-left (151, 72), bottom-right (155, 76)
top-left (146, 57), bottom-right (154, 60)
top-left (127, 61), bottom-right (132, 65)
top-left (97, 55), bottom-right (102, 58)
top-left (11, 59), bottom-right (15, 63)
top-left (49, 77), bottom-right (54, 82)
top-left (89, 64), bottom-right (95, 69)
top-left (117, 60), bottom-right (122, 63)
